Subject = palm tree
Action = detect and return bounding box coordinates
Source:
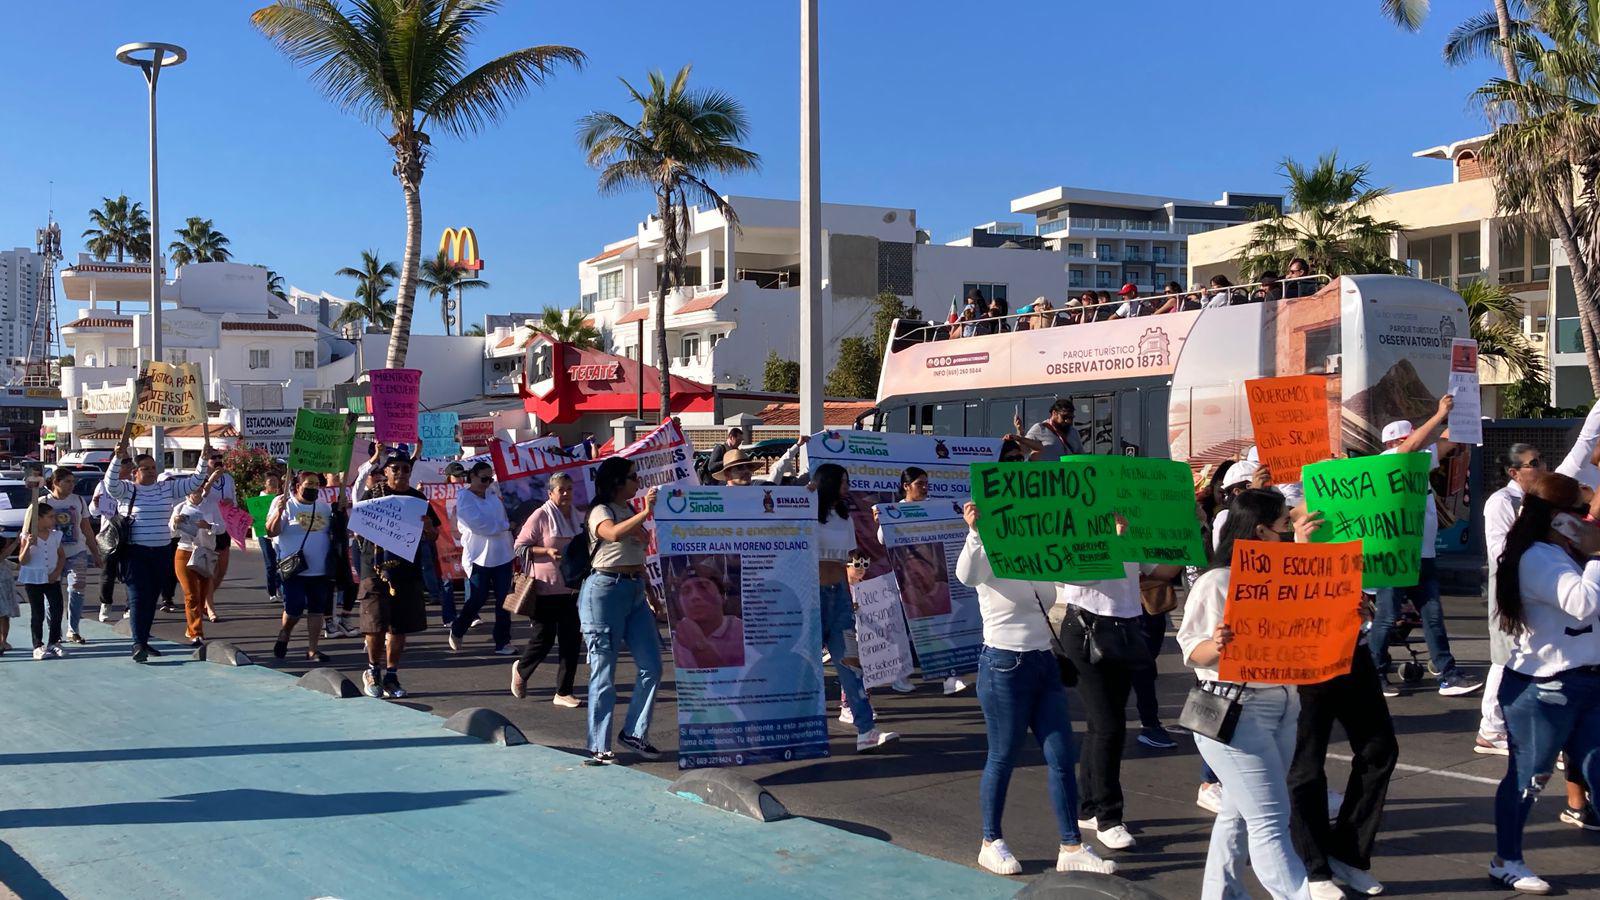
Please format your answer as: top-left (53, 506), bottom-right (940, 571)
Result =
top-left (264, 268), bottom-right (288, 301)
top-left (251, 0), bottom-right (584, 370)
top-left (1236, 153), bottom-right (1409, 279)
top-left (333, 250), bottom-right (400, 335)
top-left (168, 217), bottom-right (233, 268)
top-left (1379, 0), bottom-right (1432, 31)
top-left (577, 65), bottom-right (760, 417)
top-left (463, 323), bottom-right (486, 337)
top-left (82, 194), bottom-right (151, 262)
top-left (538, 307), bottom-right (601, 349)
top-left (1459, 279), bottom-right (1544, 382)
top-left (419, 250), bottom-right (490, 335)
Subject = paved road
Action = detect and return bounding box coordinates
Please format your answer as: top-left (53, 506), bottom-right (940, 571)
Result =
top-left (12, 547), bottom-right (1600, 898)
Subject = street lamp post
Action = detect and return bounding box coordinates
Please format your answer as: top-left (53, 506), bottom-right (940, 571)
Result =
top-left (117, 41), bottom-right (186, 470)
top-left (799, 0), bottom-right (823, 436)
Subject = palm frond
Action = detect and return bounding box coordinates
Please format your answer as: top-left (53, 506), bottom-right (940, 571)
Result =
top-left (1381, 0), bottom-right (1430, 32)
top-left (427, 45), bottom-right (585, 136)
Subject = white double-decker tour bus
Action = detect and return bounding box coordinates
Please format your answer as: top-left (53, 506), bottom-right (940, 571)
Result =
top-left (866, 275), bottom-right (1469, 471)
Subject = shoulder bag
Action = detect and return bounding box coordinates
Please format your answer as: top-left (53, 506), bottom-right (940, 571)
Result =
top-left (503, 546), bottom-right (540, 616)
top-left (1139, 576), bottom-right (1180, 616)
top-left (96, 486), bottom-right (136, 561)
top-left (275, 499), bottom-right (313, 581)
top-left (1077, 608), bottom-right (1153, 667)
top-left (1033, 595), bottom-right (1079, 687)
top-left (1178, 680), bottom-right (1244, 744)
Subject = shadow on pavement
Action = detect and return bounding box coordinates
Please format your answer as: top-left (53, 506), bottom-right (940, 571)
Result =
top-left (0, 837), bottom-right (68, 900)
top-left (0, 788), bottom-right (508, 828)
top-left (0, 735), bottom-right (475, 767)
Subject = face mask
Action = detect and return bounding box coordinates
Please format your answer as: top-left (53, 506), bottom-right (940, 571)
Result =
top-left (1275, 529), bottom-right (1296, 542)
top-left (300, 488), bottom-right (319, 503)
top-left (1552, 512), bottom-right (1594, 547)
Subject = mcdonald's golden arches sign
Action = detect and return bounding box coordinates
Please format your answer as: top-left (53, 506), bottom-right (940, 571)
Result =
top-left (439, 226), bottom-right (484, 272)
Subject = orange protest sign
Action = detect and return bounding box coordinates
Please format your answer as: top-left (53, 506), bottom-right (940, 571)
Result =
top-left (1219, 539), bottom-right (1363, 685)
top-left (1244, 375), bottom-right (1333, 483)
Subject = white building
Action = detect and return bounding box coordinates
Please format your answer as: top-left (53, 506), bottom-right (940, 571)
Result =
top-left (1007, 186), bottom-right (1279, 294)
top-left (0, 246), bottom-right (43, 364)
top-left (579, 194), bottom-right (1077, 389)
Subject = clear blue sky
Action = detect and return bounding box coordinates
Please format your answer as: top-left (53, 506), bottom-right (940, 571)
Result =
top-left (0, 1), bottom-right (1493, 333)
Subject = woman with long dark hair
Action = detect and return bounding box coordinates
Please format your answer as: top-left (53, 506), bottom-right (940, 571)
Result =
top-left (814, 462), bottom-right (899, 752)
top-left (1487, 472), bottom-right (1600, 894)
top-left (579, 456), bottom-right (663, 766)
top-left (1177, 488), bottom-right (1320, 899)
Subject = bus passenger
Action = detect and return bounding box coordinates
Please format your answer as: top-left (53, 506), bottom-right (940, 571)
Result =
top-left (1152, 281), bottom-right (1185, 315)
top-left (1023, 400), bottom-right (1085, 460)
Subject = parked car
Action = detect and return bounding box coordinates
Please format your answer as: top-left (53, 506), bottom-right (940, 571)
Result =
top-left (0, 479), bottom-right (33, 543)
top-left (57, 450), bottom-right (114, 470)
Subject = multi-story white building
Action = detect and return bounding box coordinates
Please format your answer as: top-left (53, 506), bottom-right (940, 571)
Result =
top-left (578, 194), bottom-right (1077, 389)
top-left (1007, 186), bottom-right (1279, 294)
top-left (0, 246), bottom-right (43, 364)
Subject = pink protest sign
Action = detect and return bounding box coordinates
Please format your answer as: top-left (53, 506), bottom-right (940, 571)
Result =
top-left (219, 500), bottom-right (254, 550)
top-left (370, 368), bottom-right (422, 444)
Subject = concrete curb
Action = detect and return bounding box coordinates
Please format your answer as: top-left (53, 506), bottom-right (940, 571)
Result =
top-left (669, 769), bottom-right (789, 822)
top-left (442, 707), bottom-right (527, 746)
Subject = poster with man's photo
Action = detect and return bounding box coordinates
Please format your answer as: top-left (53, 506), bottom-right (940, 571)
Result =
top-left (873, 501), bottom-right (984, 678)
top-left (656, 486), bottom-right (825, 770)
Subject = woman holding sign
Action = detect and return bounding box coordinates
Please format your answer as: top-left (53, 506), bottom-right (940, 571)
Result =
top-left (1177, 489), bottom-right (1321, 900)
top-left (957, 502), bottom-right (1117, 877)
top-left (1487, 473), bottom-right (1600, 895)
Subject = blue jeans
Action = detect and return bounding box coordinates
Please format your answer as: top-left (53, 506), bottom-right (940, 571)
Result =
top-left (62, 551), bottom-right (90, 635)
top-left (455, 562), bottom-right (513, 649)
top-left (1494, 667), bottom-right (1600, 861)
top-left (822, 582), bottom-right (874, 734)
top-left (121, 543), bottom-right (170, 647)
top-left (1367, 558), bottom-right (1457, 676)
top-left (258, 536), bottom-right (281, 597)
top-left (977, 646), bottom-right (1081, 843)
top-left (441, 579), bottom-right (459, 626)
top-left (1195, 686), bottom-right (1309, 900)
top-left (579, 571), bottom-right (662, 754)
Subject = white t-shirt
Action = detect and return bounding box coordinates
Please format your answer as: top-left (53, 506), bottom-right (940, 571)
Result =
top-left (19, 530), bottom-right (62, 585)
top-left (955, 531), bottom-right (1055, 652)
top-left (1510, 541), bottom-right (1600, 675)
top-left (274, 496), bottom-right (332, 578)
top-left (42, 493), bottom-right (89, 556)
top-left (1057, 562), bottom-right (1151, 619)
top-left (1382, 444), bottom-right (1439, 559)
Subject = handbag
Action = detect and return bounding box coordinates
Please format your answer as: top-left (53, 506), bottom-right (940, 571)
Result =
top-left (1078, 608), bottom-right (1153, 667)
top-left (1179, 681), bottom-right (1245, 744)
top-left (275, 498), bottom-right (313, 581)
top-left (503, 548), bottom-right (540, 616)
top-left (1033, 596), bottom-right (1079, 688)
top-left (1139, 576), bottom-right (1179, 616)
top-left (187, 541), bottom-right (218, 579)
top-left (96, 486), bottom-right (136, 561)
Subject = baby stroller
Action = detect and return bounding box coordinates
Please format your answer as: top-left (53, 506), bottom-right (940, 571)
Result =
top-left (1386, 602), bottom-right (1435, 683)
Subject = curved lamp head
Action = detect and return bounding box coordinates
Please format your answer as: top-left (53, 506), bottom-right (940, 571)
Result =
top-left (115, 41), bottom-right (188, 69)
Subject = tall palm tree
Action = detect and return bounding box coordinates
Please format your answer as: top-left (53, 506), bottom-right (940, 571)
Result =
top-left (168, 217), bottom-right (233, 268)
top-left (251, 0), bottom-right (584, 370)
top-left (1379, 0), bottom-right (1432, 31)
top-left (538, 307), bottom-right (601, 349)
top-left (1459, 278), bottom-right (1544, 381)
top-left (333, 250), bottom-right (400, 335)
top-left (419, 250), bottom-right (490, 335)
top-left (81, 194), bottom-right (151, 262)
top-left (1237, 153), bottom-right (1408, 279)
top-left (577, 65), bottom-right (760, 417)
top-left (265, 268), bottom-right (289, 301)
top-left (463, 323), bottom-right (486, 337)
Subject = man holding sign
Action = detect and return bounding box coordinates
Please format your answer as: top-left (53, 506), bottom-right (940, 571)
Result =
top-left (352, 451), bottom-right (440, 700)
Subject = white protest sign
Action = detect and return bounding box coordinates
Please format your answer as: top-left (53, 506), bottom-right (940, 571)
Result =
top-left (242, 410), bottom-right (297, 458)
top-left (851, 573), bottom-right (915, 689)
top-left (348, 494), bottom-right (430, 559)
top-left (1448, 338), bottom-right (1483, 446)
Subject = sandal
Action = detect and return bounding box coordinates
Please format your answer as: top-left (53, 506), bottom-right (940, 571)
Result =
top-left (273, 627), bottom-right (291, 659)
top-left (307, 651), bottom-right (330, 663)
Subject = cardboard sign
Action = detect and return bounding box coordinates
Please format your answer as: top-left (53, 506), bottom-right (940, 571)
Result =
top-left (418, 412), bottom-right (460, 459)
top-left (348, 494), bottom-right (430, 560)
top-left (245, 494), bottom-right (278, 538)
top-left (420, 482), bottom-right (466, 581)
top-left (1245, 375), bottom-right (1333, 482)
top-left (131, 360), bottom-right (206, 427)
top-left (370, 368), bottom-right (422, 444)
top-left (1448, 339), bottom-right (1483, 446)
top-left (218, 500), bottom-right (254, 550)
top-left (968, 460), bottom-right (1122, 582)
top-left (288, 409), bottom-right (355, 474)
top-left (242, 411), bottom-right (297, 459)
top-left (1099, 456), bottom-right (1207, 566)
top-left (1219, 539), bottom-right (1364, 685)
top-left (1302, 453), bottom-right (1431, 588)
top-left (460, 418), bottom-right (496, 446)
top-left (851, 573), bottom-right (916, 689)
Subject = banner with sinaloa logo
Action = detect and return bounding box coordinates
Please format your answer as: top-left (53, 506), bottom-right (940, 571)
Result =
top-left (657, 485), bottom-right (825, 770)
top-left (872, 500), bottom-right (984, 678)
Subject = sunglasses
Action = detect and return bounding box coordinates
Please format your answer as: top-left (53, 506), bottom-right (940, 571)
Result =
top-left (846, 560), bottom-right (870, 569)
top-left (477, 474), bottom-right (494, 483)
top-left (1514, 458), bottom-right (1547, 470)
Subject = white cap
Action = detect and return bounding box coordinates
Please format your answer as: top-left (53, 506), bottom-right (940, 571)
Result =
top-left (1245, 445), bottom-right (1259, 464)
top-left (1223, 459), bottom-right (1259, 489)
top-left (1381, 420), bottom-right (1414, 444)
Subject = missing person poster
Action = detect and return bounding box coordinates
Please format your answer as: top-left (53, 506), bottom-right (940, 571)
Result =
top-left (419, 482), bottom-right (466, 581)
top-left (873, 500), bottom-right (984, 678)
top-left (657, 486), bottom-right (826, 770)
top-left (1448, 339), bottom-right (1483, 446)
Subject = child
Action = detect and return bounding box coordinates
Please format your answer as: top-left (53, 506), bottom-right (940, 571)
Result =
top-left (18, 501), bottom-right (66, 659)
top-left (0, 536), bottom-right (20, 654)
top-left (170, 486), bottom-right (216, 646)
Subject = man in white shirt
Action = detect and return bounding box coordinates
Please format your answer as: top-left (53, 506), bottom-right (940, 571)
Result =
top-left (1367, 394), bottom-right (1483, 698)
top-left (1477, 442), bottom-right (1547, 753)
top-left (448, 460), bottom-right (516, 654)
top-left (1024, 399), bottom-right (1086, 460)
top-left (1109, 283), bottom-right (1144, 320)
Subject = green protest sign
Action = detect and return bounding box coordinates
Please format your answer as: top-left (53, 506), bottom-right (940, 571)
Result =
top-left (1301, 453), bottom-right (1430, 588)
top-left (969, 460), bottom-right (1123, 582)
top-left (1101, 456), bottom-right (1207, 566)
top-left (288, 409), bottom-right (354, 473)
top-left (245, 494), bottom-right (279, 538)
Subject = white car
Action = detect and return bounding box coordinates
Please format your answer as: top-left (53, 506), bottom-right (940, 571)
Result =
top-left (0, 480), bottom-right (33, 543)
top-left (57, 450), bottom-right (114, 470)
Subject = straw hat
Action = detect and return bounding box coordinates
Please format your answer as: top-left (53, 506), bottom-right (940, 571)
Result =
top-left (712, 449), bottom-right (763, 481)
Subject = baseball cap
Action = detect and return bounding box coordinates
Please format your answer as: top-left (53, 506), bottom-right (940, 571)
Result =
top-left (1381, 420), bottom-right (1414, 444)
top-left (443, 461), bottom-right (467, 478)
top-left (1223, 460), bottom-right (1259, 489)
top-left (382, 451), bottom-right (412, 469)
top-left (1118, 283), bottom-right (1138, 297)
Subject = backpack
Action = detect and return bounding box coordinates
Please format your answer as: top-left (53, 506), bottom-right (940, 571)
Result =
top-left (559, 504), bottom-right (606, 588)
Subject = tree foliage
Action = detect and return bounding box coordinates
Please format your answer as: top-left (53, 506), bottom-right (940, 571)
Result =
top-left (332, 250), bottom-right (399, 333)
top-left (82, 195), bottom-right (151, 263)
top-left (419, 250), bottom-right (491, 335)
top-left (1237, 153), bottom-right (1408, 280)
top-left (762, 350), bottom-right (800, 393)
top-left (168, 217), bottom-right (232, 267)
top-left (538, 307), bottom-right (601, 349)
top-left (824, 336), bottom-right (880, 399)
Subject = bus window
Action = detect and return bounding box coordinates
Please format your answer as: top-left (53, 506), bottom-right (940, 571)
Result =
top-left (1022, 396), bottom-right (1056, 432)
top-left (928, 402), bottom-right (964, 436)
top-left (882, 405), bottom-right (911, 434)
top-left (962, 402), bottom-right (982, 436)
top-left (1118, 390), bottom-right (1141, 456)
top-left (1090, 395), bottom-right (1114, 453)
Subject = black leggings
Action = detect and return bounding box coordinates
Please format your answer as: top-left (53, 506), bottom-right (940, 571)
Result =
top-left (518, 593), bottom-right (581, 696)
top-left (26, 583), bottom-right (64, 648)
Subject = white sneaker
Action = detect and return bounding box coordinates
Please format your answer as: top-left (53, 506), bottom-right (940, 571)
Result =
top-left (494, 645), bottom-right (518, 656)
top-left (47, 643), bottom-right (66, 659)
top-left (977, 839), bottom-right (1022, 876)
top-left (1329, 857), bottom-right (1385, 895)
top-left (1489, 858), bottom-right (1550, 894)
top-left (943, 676), bottom-right (969, 695)
top-left (98, 603), bottom-right (113, 623)
top-left (32, 646), bottom-right (46, 660)
top-left (1475, 733), bottom-right (1510, 755)
top-left (838, 704), bottom-right (856, 726)
top-left (855, 728), bottom-right (899, 753)
top-left (1197, 783), bottom-right (1224, 814)
top-left (470, 618), bottom-right (483, 629)
top-left (1308, 879), bottom-right (1346, 900)
top-left (890, 677), bottom-right (915, 693)
top-left (447, 630), bottom-right (461, 652)
top-left (551, 694), bottom-right (581, 708)
top-left (1057, 844), bottom-right (1116, 874)
top-left (1095, 824), bottom-right (1136, 851)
